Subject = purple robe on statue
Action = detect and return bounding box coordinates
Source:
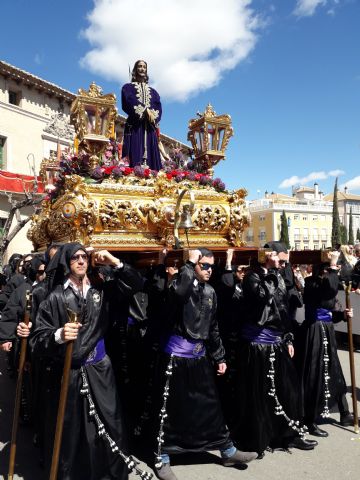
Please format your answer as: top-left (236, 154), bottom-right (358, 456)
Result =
top-left (121, 82), bottom-right (162, 170)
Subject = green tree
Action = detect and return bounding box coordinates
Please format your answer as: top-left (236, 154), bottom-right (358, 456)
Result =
top-left (357, 228), bottom-right (360, 242)
top-left (279, 210), bottom-right (290, 249)
top-left (348, 207), bottom-right (354, 245)
top-left (331, 178), bottom-right (341, 247)
top-left (340, 224), bottom-right (348, 245)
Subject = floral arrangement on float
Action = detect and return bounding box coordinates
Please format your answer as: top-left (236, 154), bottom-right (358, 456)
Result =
top-left (45, 139), bottom-right (226, 204)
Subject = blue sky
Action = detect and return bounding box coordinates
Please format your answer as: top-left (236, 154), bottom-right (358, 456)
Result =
top-left (0, 0), bottom-right (359, 199)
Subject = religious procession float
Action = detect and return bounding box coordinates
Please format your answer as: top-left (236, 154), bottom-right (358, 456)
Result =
top-left (27, 79), bottom-right (251, 264)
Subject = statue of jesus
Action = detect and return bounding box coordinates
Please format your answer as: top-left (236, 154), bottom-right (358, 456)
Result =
top-left (121, 60), bottom-right (162, 170)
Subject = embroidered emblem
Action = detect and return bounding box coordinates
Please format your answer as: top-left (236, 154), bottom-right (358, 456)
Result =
top-left (132, 82), bottom-right (152, 108)
top-left (92, 292), bottom-right (101, 303)
top-left (193, 343), bottom-right (204, 355)
top-left (86, 346), bottom-right (97, 363)
top-left (62, 202), bottom-right (76, 219)
top-left (134, 104), bottom-right (145, 118)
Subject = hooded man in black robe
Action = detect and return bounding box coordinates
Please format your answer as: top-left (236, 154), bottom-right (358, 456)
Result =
top-left (153, 248), bottom-right (257, 480)
top-left (231, 243), bottom-right (317, 456)
top-left (30, 243), bottom-right (146, 480)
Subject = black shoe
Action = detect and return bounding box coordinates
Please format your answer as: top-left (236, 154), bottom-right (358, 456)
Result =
top-left (222, 449), bottom-right (258, 466)
top-left (308, 423), bottom-right (329, 437)
top-left (340, 412), bottom-right (354, 427)
top-left (287, 437), bottom-right (318, 450)
top-left (257, 451), bottom-right (265, 460)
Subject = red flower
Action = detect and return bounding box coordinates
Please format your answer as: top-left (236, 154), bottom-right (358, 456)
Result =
top-left (144, 168), bottom-right (151, 177)
top-left (166, 173), bottom-right (173, 180)
top-left (183, 171), bottom-right (190, 177)
top-left (170, 170), bottom-right (178, 177)
top-left (104, 166), bottom-right (115, 175)
top-left (195, 174), bottom-right (201, 181)
top-left (124, 167), bottom-right (133, 176)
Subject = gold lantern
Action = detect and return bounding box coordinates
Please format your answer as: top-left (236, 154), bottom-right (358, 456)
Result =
top-left (40, 151), bottom-right (61, 192)
top-left (70, 82), bottom-right (117, 170)
top-left (187, 104), bottom-right (234, 177)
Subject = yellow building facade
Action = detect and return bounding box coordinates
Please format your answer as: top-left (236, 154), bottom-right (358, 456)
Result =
top-left (245, 185), bottom-right (333, 249)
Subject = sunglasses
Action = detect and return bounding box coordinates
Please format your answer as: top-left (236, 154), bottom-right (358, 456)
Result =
top-left (198, 262), bottom-right (213, 271)
top-left (70, 253), bottom-right (88, 262)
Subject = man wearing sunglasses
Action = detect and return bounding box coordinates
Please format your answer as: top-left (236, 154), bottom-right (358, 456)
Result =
top-left (30, 243), bottom-right (144, 480)
top-left (154, 248), bottom-right (257, 480)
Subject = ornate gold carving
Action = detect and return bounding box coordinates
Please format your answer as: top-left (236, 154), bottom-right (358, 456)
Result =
top-left (193, 205), bottom-right (228, 232)
top-left (28, 173), bottom-right (249, 251)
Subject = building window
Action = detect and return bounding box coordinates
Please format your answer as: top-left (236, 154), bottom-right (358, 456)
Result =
top-left (303, 243), bottom-right (309, 250)
top-left (294, 214), bottom-right (299, 221)
top-left (313, 243), bottom-right (319, 250)
top-left (303, 228), bottom-right (309, 241)
top-left (0, 137), bottom-right (6, 169)
top-left (8, 90), bottom-right (21, 106)
top-left (259, 215), bottom-right (265, 221)
top-left (259, 230), bottom-right (266, 241)
top-left (312, 215), bottom-right (318, 221)
top-left (303, 215), bottom-right (308, 221)
top-left (322, 243), bottom-right (327, 249)
top-left (295, 242), bottom-right (301, 250)
top-left (321, 215), bottom-right (326, 221)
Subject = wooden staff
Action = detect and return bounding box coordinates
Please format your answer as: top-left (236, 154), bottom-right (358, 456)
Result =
top-left (342, 281), bottom-right (359, 434)
top-left (8, 291), bottom-right (32, 480)
top-left (49, 309), bottom-right (79, 480)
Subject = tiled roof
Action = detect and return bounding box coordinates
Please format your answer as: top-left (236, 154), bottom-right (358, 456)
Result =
top-left (0, 60), bottom-right (191, 151)
top-left (324, 192), bottom-right (360, 201)
top-left (0, 60), bottom-right (75, 101)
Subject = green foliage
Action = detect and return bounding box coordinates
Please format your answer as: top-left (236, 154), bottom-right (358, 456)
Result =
top-left (279, 210), bottom-right (290, 249)
top-left (357, 228), bottom-right (360, 242)
top-left (331, 178), bottom-right (341, 247)
top-left (348, 207), bottom-right (354, 245)
top-left (340, 224), bottom-right (348, 245)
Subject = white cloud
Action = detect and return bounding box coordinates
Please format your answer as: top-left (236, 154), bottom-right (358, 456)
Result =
top-left (293, 0), bottom-right (327, 17)
top-left (328, 169), bottom-right (345, 177)
top-left (340, 176), bottom-right (360, 192)
top-left (80, 0), bottom-right (261, 101)
top-left (279, 169), bottom-right (345, 188)
top-left (293, 0), bottom-right (342, 17)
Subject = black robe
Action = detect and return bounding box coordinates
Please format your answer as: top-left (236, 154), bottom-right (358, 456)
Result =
top-left (214, 269), bottom-right (245, 423)
top-left (156, 261), bottom-right (231, 455)
top-left (299, 269), bottom-right (348, 424)
top-left (231, 268), bottom-right (303, 453)
top-left (30, 264), bottom-right (143, 480)
top-left (0, 272), bottom-right (25, 311)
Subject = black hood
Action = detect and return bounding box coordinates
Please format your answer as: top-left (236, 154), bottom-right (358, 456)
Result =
top-left (45, 242), bottom-right (86, 291)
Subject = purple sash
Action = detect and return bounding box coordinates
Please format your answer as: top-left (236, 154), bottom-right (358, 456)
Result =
top-left (305, 306), bottom-right (332, 323)
top-left (164, 335), bottom-right (205, 358)
top-left (241, 323), bottom-right (282, 345)
top-left (82, 339), bottom-right (106, 365)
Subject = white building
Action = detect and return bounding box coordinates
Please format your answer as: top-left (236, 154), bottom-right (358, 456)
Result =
top-left (245, 183), bottom-right (333, 249)
top-left (0, 60), bottom-right (191, 263)
top-left (324, 188), bottom-right (360, 243)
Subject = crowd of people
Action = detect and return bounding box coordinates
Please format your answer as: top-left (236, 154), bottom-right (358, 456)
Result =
top-left (0, 241), bottom-right (358, 480)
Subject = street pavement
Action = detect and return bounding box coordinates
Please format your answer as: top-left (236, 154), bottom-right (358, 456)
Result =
top-left (0, 334), bottom-right (359, 480)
